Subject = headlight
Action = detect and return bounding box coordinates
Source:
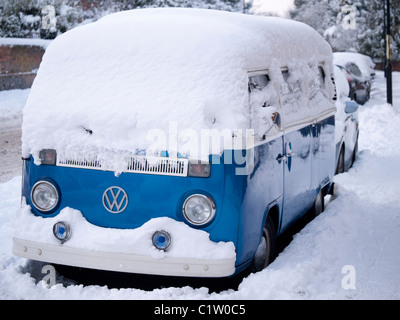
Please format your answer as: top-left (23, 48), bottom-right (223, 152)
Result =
top-left (31, 180), bottom-right (59, 212)
top-left (182, 194), bottom-right (216, 226)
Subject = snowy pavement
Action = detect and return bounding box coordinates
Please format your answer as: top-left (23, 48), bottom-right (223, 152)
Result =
top-left (0, 71), bottom-right (399, 299)
top-left (0, 89), bottom-right (28, 183)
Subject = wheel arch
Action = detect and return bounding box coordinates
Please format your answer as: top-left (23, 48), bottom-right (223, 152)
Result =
top-left (260, 202), bottom-right (280, 238)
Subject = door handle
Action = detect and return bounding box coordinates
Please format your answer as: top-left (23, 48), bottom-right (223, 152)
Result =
top-left (286, 142), bottom-right (293, 171)
top-left (286, 142), bottom-right (294, 158)
top-left (277, 143), bottom-right (294, 163)
top-left (277, 152), bottom-right (293, 162)
top-left (276, 154), bottom-right (286, 162)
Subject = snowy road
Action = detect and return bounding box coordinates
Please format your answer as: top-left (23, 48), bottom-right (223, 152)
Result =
top-left (0, 89), bottom-right (27, 183)
top-left (0, 72), bottom-right (399, 299)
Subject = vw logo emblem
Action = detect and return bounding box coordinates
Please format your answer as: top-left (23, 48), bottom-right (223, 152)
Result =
top-left (102, 186), bottom-right (128, 214)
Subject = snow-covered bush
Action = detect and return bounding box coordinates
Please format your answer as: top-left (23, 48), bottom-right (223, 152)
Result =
top-left (291, 0), bottom-right (400, 62)
top-left (0, 0), bottom-right (244, 39)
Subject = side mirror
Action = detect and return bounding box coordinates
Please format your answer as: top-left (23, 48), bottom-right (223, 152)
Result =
top-left (271, 111), bottom-right (281, 127)
top-left (262, 107), bottom-right (281, 139)
top-left (345, 100), bottom-right (358, 114)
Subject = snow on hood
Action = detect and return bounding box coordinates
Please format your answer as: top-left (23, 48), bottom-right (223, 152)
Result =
top-left (22, 8), bottom-right (332, 164)
top-left (333, 52), bottom-right (375, 79)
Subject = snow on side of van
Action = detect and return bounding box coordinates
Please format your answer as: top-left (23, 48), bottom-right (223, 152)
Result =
top-left (22, 8), bottom-right (333, 169)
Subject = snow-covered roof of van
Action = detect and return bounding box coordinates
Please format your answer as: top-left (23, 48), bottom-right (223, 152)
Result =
top-left (23, 8), bottom-right (333, 164)
top-left (96, 8), bottom-right (332, 69)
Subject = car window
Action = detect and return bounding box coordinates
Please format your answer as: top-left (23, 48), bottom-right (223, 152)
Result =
top-left (278, 69), bottom-right (311, 125)
top-left (318, 66), bottom-right (326, 89)
top-left (308, 66), bottom-right (329, 108)
top-left (248, 73), bottom-right (279, 139)
top-left (347, 63), bottom-right (361, 77)
top-left (249, 74), bottom-right (270, 92)
top-left (280, 70), bottom-right (303, 105)
top-left (308, 66), bottom-right (329, 101)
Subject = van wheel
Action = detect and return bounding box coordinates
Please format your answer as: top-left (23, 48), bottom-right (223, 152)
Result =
top-left (311, 190), bottom-right (324, 218)
top-left (336, 147), bottom-right (345, 174)
top-left (252, 216), bottom-right (276, 272)
top-left (351, 139), bottom-right (358, 166)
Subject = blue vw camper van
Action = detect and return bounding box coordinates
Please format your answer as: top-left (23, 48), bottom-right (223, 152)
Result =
top-left (13, 9), bottom-right (336, 278)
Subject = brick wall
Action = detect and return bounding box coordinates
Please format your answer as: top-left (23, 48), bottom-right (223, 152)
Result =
top-left (0, 44), bottom-right (46, 91)
top-left (375, 61), bottom-right (400, 72)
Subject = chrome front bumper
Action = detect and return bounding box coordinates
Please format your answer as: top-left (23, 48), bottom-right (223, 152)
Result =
top-left (13, 238), bottom-right (236, 278)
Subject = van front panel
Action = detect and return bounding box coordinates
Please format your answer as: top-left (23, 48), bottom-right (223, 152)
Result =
top-left (22, 157), bottom-right (241, 253)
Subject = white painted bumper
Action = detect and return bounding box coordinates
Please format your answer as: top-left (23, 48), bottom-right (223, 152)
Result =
top-left (13, 238), bottom-right (236, 278)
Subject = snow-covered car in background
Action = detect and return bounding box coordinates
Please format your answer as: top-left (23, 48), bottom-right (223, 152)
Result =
top-left (13, 8), bottom-right (337, 278)
top-left (334, 52), bottom-right (375, 105)
top-left (334, 65), bottom-right (359, 174)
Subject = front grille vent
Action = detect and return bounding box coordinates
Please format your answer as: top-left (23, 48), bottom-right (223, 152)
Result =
top-left (57, 155), bottom-right (188, 177)
top-left (57, 158), bottom-right (102, 170)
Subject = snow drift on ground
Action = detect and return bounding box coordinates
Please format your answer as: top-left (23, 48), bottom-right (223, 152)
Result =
top-left (0, 89), bottom-right (29, 131)
top-left (22, 8), bottom-right (333, 168)
top-left (0, 89), bottom-right (28, 183)
top-left (0, 71), bottom-right (399, 299)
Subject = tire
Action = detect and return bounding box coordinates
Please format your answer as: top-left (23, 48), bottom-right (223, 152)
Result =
top-left (336, 146), bottom-right (345, 174)
top-left (310, 190), bottom-right (324, 218)
top-left (351, 138), bottom-right (358, 166)
top-left (251, 215), bottom-right (276, 272)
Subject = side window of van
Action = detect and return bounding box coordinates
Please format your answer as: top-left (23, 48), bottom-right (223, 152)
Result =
top-left (318, 66), bottom-right (326, 89)
top-left (248, 73), bottom-right (279, 140)
top-left (280, 70), bottom-right (304, 105)
top-left (249, 74), bottom-right (270, 92)
top-left (279, 69), bottom-right (309, 124)
top-left (308, 66), bottom-right (329, 106)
